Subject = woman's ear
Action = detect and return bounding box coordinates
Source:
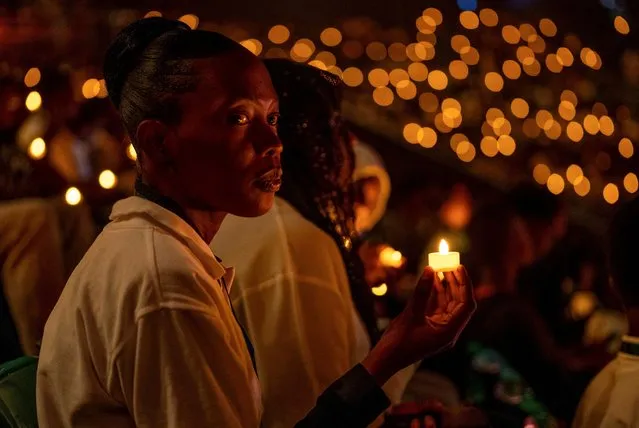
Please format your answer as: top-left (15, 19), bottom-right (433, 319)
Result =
top-left (135, 119), bottom-right (171, 167)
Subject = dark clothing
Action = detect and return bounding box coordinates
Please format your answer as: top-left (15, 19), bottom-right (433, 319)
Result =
top-left (298, 363), bottom-right (390, 427)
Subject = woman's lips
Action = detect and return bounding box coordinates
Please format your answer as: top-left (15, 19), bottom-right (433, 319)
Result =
top-left (255, 168), bottom-right (283, 192)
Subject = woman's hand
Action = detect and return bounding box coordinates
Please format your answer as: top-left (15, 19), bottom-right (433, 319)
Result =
top-left (362, 266), bottom-right (476, 385)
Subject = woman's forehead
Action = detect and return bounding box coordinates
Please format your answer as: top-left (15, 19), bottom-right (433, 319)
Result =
top-left (191, 55), bottom-right (277, 101)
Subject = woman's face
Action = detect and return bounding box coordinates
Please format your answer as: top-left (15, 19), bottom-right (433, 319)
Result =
top-left (145, 51), bottom-right (283, 218)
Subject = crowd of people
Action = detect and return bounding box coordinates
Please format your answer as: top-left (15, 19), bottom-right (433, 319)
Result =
top-left (0, 15), bottom-right (637, 428)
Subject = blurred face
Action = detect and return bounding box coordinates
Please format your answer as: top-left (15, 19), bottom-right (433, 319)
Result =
top-left (142, 51), bottom-right (282, 217)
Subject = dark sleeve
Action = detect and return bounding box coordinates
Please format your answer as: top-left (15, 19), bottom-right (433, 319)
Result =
top-left (295, 364), bottom-right (391, 428)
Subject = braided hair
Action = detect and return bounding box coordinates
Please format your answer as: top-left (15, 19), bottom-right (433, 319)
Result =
top-left (265, 59), bottom-right (379, 343)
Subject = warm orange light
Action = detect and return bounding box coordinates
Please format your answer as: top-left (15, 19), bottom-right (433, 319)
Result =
top-left (503, 60), bottom-right (522, 80)
top-left (539, 18), bottom-right (558, 37)
top-left (178, 14), bottom-right (199, 30)
top-left (368, 68), bottom-right (390, 88)
top-left (408, 62), bottom-right (428, 81)
top-left (419, 93), bottom-right (439, 113)
top-left (574, 176), bottom-right (591, 196)
top-left (547, 174), bottom-right (565, 195)
top-left (603, 183), bottom-right (620, 204)
top-left (481, 136), bottom-right (499, 157)
top-left (25, 91), bottom-right (42, 111)
top-left (268, 25), bottom-right (290, 44)
top-left (614, 16), bottom-right (630, 35)
top-left (403, 123), bottom-right (423, 144)
top-left (624, 173), bottom-right (638, 194)
top-left (291, 39), bottom-right (315, 61)
top-left (583, 114), bottom-right (600, 135)
top-left (65, 187), bottom-right (82, 206)
top-left (388, 43), bottom-right (407, 62)
top-left (619, 138), bottom-right (634, 158)
top-left (24, 68), bottom-right (41, 88)
top-left (511, 98), bottom-right (529, 119)
top-left (484, 72), bottom-right (504, 92)
top-left (320, 27), bottom-right (342, 46)
top-left (241, 39), bottom-right (263, 56)
top-left (559, 101), bottom-right (576, 121)
top-left (533, 163), bottom-right (551, 184)
top-left (599, 116), bottom-right (615, 137)
top-left (479, 9), bottom-right (499, 27)
top-left (566, 122), bottom-right (584, 142)
top-left (419, 127), bottom-right (438, 148)
top-left (373, 87), bottom-right (394, 106)
top-left (460, 48), bottom-right (480, 65)
top-left (449, 60), bottom-right (469, 80)
top-left (366, 42), bottom-right (387, 61)
top-left (502, 25), bottom-right (521, 44)
top-left (460, 11), bottom-right (480, 30)
top-left (342, 67), bottom-right (364, 87)
top-left (428, 70), bottom-right (448, 91)
top-left (28, 137), bottom-right (46, 160)
top-left (566, 164), bottom-right (583, 184)
top-left (423, 8), bottom-right (444, 26)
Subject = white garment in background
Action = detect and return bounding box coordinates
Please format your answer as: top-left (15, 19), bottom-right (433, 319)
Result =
top-left (37, 196), bottom-right (261, 428)
top-left (573, 335), bottom-right (639, 428)
top-left (212, 197), bottom-right (410, 428)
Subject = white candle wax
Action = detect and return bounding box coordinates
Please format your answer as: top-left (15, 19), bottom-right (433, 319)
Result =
top-left (428, 239), bottom-right (460, 272)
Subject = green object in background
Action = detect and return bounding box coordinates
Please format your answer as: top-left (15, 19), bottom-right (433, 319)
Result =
top-left (0, 356), bottom-right (38, 428)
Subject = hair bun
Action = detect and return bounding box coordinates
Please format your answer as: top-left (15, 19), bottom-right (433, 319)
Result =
top-left (103, 17), bottom-right (189, 108)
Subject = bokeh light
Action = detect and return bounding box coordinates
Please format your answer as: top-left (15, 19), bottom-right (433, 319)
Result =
top-left (619, 138), bottom-right (634, 158)
top-left (320, 27), bottom-right (342, 46)
top-left (559, 101), bottom-right (576, 121)
top-left (368, 68), bottom-right (390, 87)
top-left (481, 136), bottom-right (499, 157)
top-left (268, 25), bottom-right (291, 44)
top-left (178, 14), bottom-right (199, 30)
top-left (539, 18), bottom-right (557, 37)
top-left (460, 47), bottom-right (480, 66)
top-left (423, 8), bottom-right (444, 26)
top-left (419, 92), bottom-right (439, 112)
top-left (502, 25), bottom-right (521, 44)
top-left (566, 164), bottom-right (583, 184)
top-left (127, 144), bottom-right (137, 161)
top-left (242, 39), bottom-right (263, 56)
top-left (497, 135), bottom-right (516, 156)
top-left (566, 122), bottom-right (584, 142)
top-left (479, 8), bottom-right (499, 27)
top-left (99, 170), bottom-right (117, 190)
top-left (291, 39), bottom-right (315, 61)
top-left (25, 91), bottom-right (42, 112)
top-left (388, 43), bottom-right (408, 62)
top-left (603, 183), bottom-right (620, 204)
top-left (403, 123), bottom-right (423, 144)
top-left (599, 116), bottom-right (615, 136)
top-left (624, 173), bottom-right (638, 194)
top-left (511, 98), bottom-right (529, 118)
top-left (428, 70), bottom-right (448, 91)
top-left (583, 114), bottom-right (600, 135)
top-left (574, 176), bottom-right (591, 196)
top-left (614, 16), bottom-right (630, 35)
top-left (342, 67), bottom-right (364, 87)
top-left (502, 60), bottom-right (522, 80)
top-left (449, 60), bottom-right (469, 80)
top-left (28, 137), bottom-right (46, 160)
top-left (484, 72), bottom-right (504, 92)
top-left (366, 42), bottom-right (387, 61)
top-left (420, 127), bottom-right (438, 148)
top-left (373, 87), bottom-right (394, 106)
top-left (460, 11), bottom-right (480, 30)
top-left (547, 174), bottom-right (565, 195)
top-left (408, 62), bottom-right (428, 81)
top-left (451, 35), bottom-right (471, 53)
top-left (24, 68), bottom-right (41, 88)
top-left (533, 163), bottom-right (551, 184)
top-left (65, 187), bottom-right (82, 206)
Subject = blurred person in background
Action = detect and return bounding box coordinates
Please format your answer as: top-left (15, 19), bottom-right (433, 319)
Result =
top-left (0, 75), bottom-right (79, 361)
top-left (458, 201), bottom-right (610, 424)
top-left (37, 18), bottom-right (476, 428)
top-left (573, 196), bottom-right (639, 428)
top-left (212, 60), bottom-right (416, 428)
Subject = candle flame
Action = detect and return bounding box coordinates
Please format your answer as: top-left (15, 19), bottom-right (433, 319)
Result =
top-left (439, 239), bottom-right (449, 254)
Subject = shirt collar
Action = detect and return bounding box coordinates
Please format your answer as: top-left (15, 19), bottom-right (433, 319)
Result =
top-left (110, 196), bottom-right (228, 281)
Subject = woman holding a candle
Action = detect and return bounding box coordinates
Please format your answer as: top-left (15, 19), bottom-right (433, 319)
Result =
top-left (212, 60), bottom-right (418, 427)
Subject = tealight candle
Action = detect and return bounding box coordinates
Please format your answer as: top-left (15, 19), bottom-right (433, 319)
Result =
top-left (379, 246), bottom-right (404, 268)
top-left (428, 239), bottom-right (460, 272)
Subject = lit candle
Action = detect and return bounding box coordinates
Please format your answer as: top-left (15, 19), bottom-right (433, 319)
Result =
top-left (379, 246), bottom-right (404, 268)
top-left (428, 239), bottom-right (460, 272)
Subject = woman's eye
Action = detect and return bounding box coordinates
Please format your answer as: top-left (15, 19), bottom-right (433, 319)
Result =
top-left (268, 113), bottom-right (280, 126)
top-left (230, 113), bottom-right (249, 125)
